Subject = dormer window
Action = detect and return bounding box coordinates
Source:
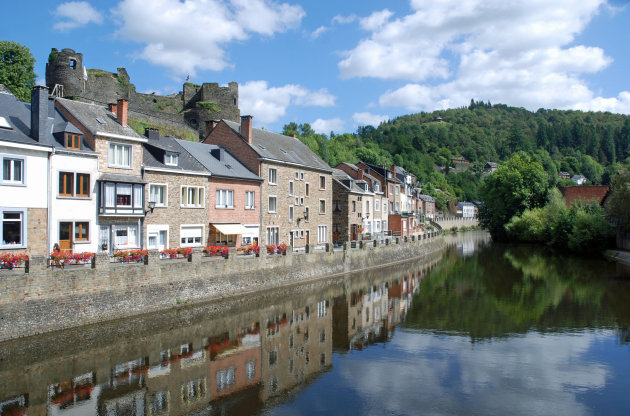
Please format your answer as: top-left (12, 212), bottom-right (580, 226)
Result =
top-left (65, 133), bottom-right (81, 149)
top-left (164, 152), bottom-right (179, 166)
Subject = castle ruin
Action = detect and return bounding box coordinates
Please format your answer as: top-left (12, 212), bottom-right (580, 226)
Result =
top-left (45, 48), bottom-right (240, 139)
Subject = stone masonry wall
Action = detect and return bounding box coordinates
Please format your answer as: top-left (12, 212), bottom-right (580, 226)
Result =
top-left (0, 234), bottom-right (444, 342)
top-left (95, 137), bottom-right (144, 175)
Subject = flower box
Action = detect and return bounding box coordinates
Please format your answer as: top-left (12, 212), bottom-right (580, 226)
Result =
top-left (0, 253), bottom-right (28, 270)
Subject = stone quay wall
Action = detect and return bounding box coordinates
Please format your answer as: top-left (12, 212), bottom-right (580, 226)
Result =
top-left (0, 233), bottom-right (444, 342)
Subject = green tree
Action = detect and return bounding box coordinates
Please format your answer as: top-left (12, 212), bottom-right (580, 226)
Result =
top-left (0, 40), bottom-right (36, 102)
top-left (478, 153), bottom-right (550, 240)
top-left (606, 167), bottom-right (630, 232)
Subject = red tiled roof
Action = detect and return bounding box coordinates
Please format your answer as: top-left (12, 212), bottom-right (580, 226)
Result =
top-left (559, 185), bottom-right (610, 207)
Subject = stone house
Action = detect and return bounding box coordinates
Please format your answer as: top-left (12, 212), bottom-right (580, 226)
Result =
top-left (177, 139), bottom-right (262, 248)
top-left (332, 169), bottom-right (367, 243)
top-left (355, 162), bottom-right (402, 216)
top-left (419, 194), bottom-right (436, 220)
top-left (142, 129), bottom-right (211, 251)
top-left (202, 116), bottom-right (332, 248)
top-left (56, 97), bottom-right (148, 254)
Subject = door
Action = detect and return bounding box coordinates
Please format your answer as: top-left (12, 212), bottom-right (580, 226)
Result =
top-left (59, 222), bottom-right (73, 252)
top-left (351, 224), bottom-right (357, 241)
top-left (305, 231), bottom-right (310, 245)
top-left (289, 231), bottom-right (294, 248)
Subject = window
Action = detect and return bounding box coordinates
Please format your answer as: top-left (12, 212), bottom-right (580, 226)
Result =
top-left (149, 184), bottom-right (166, 207)
top-left (268, 168), bottom-right (277, 185)
top-left (113, 224), bottom-right (138, 248)
top-left (300, 197), bottom-right (304, 205)
top-left (389, 184), bottom-right (393, 195)
top-left (304, 207), bottom-right (309, 221)
top-left (374, 182), bottom-right (380, 192)
top-left (215, 231), bottom-right (233, 244)
top-left (375, 199), bottom-right (380, 211)
top-left (352, 201), bottom-right (356, 212)
top-left (305, 183), bottom-right (310, 196)
top-left (101, 182), bottom-right (143, 214)
top-left (181, 225), bottom-right (203, 247)
top-left (289, 181), bottom-right (294, 196)
top-left (366, 201), bottom-right (370, 214)
top-left (245, 191), bottom-right (255, 209)
top-left (318, 225), bottom-right (327, 243)
top-left (181, 186), bottom-right (204, 208)
top-left (2, 157), bottom-right (24, 184)
top-left (246, 359), bottom-right (256, 380)
top-left (268, 196), bottom-right (277, 213)
top-left (383, 200), bottom-right (387, 213)
top-left (289, 206), bottom-right (294, 222)
top-left (295, 171), bottom-right (299, 180)
top-left (216, 367), bottom-right (235, 392)
top-left (65, 133), bottom-right (81, 149)
top-left (1, 208), bottom-right (26, 248)
top-left (300, 172), bottom-right (304, 180)
top-left (108, 143), bottom-right (132, 168)
top-left (319, 175), bottom-right (326, 190)
top-left (395, 186), bottom-right (399, 195)
top-left (319, 199), bottom-right (326, 214)
top-left (266, 227), bottom-right (279, 245)
top-left (269, 350), bottom-right (278, 366)
top-left (164, 152), bottom-right (179, 166)
top-left (59, 172), bottom-right (90, 197)
top-left (216, 189), bottom-right (234, 208)
top-left (74, 222), bottom-right (89, 241)
top-left (317, 300), bottom-right (327, 317)
top-left (69, 58), bottom-right (76, 69)
top-left (295, 197), bottom-right (299, 205)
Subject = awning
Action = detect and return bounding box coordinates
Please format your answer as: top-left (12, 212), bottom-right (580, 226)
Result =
top-left (212, 223), bottom-right (248, 235)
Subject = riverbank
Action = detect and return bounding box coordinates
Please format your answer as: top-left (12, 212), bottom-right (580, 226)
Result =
top-left (0, 235), bottom-right (444, 342)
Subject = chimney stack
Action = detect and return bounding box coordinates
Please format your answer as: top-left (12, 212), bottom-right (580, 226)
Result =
top-left (204, 120), bottom-right (218, 137)
top-left (240, 115), bottom-right (253, 144)
top-left (30, 86), bottom-right (49, 142)
top-left (144, 127), bottom-right (159, 141)
top-left (116, 99), bottom-right (128, 127)
top-left (108, 103), bottom-right (118, 113)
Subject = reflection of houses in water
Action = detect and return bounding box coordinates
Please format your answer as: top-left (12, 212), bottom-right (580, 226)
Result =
top-left (458, 240), bottom-right (475, 257)
top-left (261, 300), bottom-right (333, 401)
top-left (0, 394), bottom-right (28, 416)
top-left (48, 372), bottom-right (98, 415)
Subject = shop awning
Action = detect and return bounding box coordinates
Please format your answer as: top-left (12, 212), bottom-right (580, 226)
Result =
top-left (212, 223), bottom-right (248, 235)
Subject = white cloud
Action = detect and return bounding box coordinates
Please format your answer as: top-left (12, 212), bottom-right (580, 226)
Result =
top-left (311, 26), bottom-right (328, 39)
top-left (53, 1), bottom-right (103, 31)
top-left (112, 0), bottom-right (305, 76)
top-left (312, 118), bottom-right (345, 134)
top-left (332, 14), bottom-right (358, 24)
top-left (353, 112), bottom-right (390, 127)
top-left (341, 0), bottom-right (629, 114)
top-left (240, 81), bottom-right (336, 123)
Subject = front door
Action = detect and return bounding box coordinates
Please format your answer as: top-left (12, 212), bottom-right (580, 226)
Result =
top-left (59, 222), bottom-right (73, 252)
top-left (351, 224), bottom-right (358, 241)
top-left (305, 230), bottom-right (310, 245)
top-left (289, 231), bottom-right (294, 248)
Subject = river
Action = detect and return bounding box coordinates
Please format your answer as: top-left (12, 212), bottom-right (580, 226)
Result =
top-left (1, 231), bottom-right (629, 415)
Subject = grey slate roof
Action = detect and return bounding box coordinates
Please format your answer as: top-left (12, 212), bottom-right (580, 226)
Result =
top-left (332, 168), bottom-right (369, 194)
top-left (223, 120), bottom-right (331, 172)
top-left (419, 194), bottom-right (435, 203)
top-left (56, 97), bottom-right (145, 140)
top-left (143, 135), bottom-right (207, 174)
top-left (177, 139), bottom-right (262, 181)
top-left (361, 162), bottom-right (402, 183)
top-left (0, 90), bottom-right (93, 153)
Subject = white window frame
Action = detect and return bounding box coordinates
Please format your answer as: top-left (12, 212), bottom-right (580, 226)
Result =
top-left (1, 155), bottom-right (26, 186)
top-left (108, 142), bottom-right (132, 168)
top-left (375, 199), bottom-right (380, 212)
top-left (289, 181), bottom-right (294, 196)
top-left (289, 205), bottom-right (294, 223)
top-left (149, 183), bottom-right (167, 207)
top-left (383, 199), bottom-right (387, 213)
top-left (268, 168), bottom-right (277, 185)
top-left (113, 224), bottom-right (139, 249)
top-left (215, 189), bottom-right (234, 209)
top-left (319, 199), bottom-right (326, 215)
top-left (266, 226), bottom-right (279, 244)
top-left (164, 152), bottom-right (179, 166)
top-left (0, 207), bottom-right (27, 249)
top-left (245, 191), bottom-right (255, 210)
top-left (181, 186), bottom-right (205, 208)
top-left (180, 224), bottom-right (204, 247)
top-left (268, 195), bottom-right (277, 213)
top-left (318, 225), bottom-right (327, 244)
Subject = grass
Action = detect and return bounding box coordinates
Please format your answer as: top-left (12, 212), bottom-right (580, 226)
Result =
top-left (196, 101), bottom-right (221, 112)
top-left (128, 117), bottom-right (198, 142)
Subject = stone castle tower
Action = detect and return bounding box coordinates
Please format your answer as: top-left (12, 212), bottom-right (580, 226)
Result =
top-left (45, 48), bottom-right (240, 138)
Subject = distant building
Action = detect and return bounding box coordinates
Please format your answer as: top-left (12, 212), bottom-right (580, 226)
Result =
top-left (559, 186), bottom-right (609, 208)
top-left (484, 162), bottom-right (498, 173)
top-left (558, 171), bottom-right (571, 180)
top-left (571, 175), bottom-right (587, 185)
top-left (456, 202), bottom-right (475, 218)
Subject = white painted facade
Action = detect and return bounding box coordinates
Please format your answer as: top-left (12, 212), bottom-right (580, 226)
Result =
top-left (49, 151), bottom-right (99, 253)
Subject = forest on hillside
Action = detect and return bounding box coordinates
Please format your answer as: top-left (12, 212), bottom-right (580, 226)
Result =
top-left (285, 101), bottom-right (630, 211)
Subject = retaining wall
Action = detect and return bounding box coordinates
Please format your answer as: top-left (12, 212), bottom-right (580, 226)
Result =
top-left (0, 234), bottom-right (444, 342)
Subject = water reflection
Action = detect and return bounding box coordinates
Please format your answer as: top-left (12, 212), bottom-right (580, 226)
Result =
top-left (0, 249), bottom-right (442, 416)
top-left (2, 233), bottom-right (629, 415)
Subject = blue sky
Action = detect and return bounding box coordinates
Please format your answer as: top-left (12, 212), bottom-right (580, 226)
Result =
top-left (3, 0), bottom-right (630, 135)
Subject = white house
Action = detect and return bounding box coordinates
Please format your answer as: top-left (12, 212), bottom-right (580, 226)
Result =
top-left (457, 202), bottom-right (475, 218)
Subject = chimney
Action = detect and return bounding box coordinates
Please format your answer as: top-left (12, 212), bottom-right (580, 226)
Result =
top-left (240, 115), bottom-right (253, 144)
top-left (357, 168), bottom-right (364, 181)
top-left (390, 165), bottom-right (396, 174)
top-left (116, 99), bottom-right (128, 127)
top-left (144, 127), bottom-right (159, 141)
top-left (108, 103), bottom-right (118, 113)
top-left (30, 86), bottom-right (49, 142)
top-left (210, 148), bottom-right (223, 161)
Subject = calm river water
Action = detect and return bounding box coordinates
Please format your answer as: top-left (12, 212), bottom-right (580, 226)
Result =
top-left (1, 231), bottom-right (629, 415)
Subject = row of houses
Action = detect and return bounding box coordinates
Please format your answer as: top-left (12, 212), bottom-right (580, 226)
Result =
top-left (0, 86), bottom-right (436, 257)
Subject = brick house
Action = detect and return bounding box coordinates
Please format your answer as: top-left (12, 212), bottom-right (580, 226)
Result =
top-left (419, 194), bottom-right (436, 220)
top-left (202, 116), bottom-right (332, 248)
top-left (56, 98), bottom-right (148, 254)
top-left (177, 139), bottom-right (262, 248)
